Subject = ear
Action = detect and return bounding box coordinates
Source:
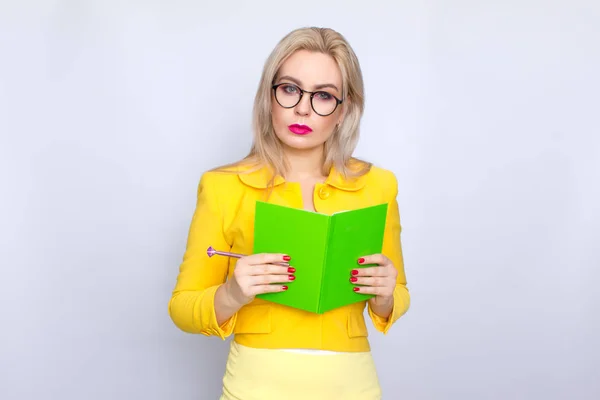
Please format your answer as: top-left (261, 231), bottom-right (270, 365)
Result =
top-left (338, 111), bottom-right (343, 124)
top-left (337, 100), bottom-right (349, 125)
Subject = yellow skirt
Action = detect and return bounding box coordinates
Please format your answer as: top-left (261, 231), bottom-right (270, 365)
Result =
top-left (220, 341), bottom-right (381, 400)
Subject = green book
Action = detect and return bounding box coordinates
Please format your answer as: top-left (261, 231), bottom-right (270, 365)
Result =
top-left (253, 201), bottom-right (388, 314)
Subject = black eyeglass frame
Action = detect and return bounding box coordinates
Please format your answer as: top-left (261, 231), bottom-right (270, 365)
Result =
top-left (271, 83), bottom-right (344, 117)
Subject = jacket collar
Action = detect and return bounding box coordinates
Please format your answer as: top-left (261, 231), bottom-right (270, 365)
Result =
top-left (237, 163), bottom-right (367, 191)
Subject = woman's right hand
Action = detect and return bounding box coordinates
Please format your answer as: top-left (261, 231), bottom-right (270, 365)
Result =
top-left (224, 253), bottom-right (295, 308)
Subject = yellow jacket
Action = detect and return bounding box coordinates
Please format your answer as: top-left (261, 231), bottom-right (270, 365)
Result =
top-left (168, 162), bottom-right (410, 352)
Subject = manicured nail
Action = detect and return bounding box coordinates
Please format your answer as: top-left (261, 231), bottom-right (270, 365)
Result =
top-left (350, 277), bottom-right (358, 283)
top-left (282, 285), bottom-right (288, 291)
top-left (287, 267), bottom-right (295, 273)
top-left (283, 255), bottom-right (291, 261)
top-left (358, 258), bottom-right (365, 264)
top-left (351, 269), bottom-right (359, 276)
top-left (353, 287), bottom-right (360, 292)
top-left (288, 275), bottom-right (295, 281)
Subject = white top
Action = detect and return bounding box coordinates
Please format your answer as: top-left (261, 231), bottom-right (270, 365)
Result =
top-left (280, 348), bottom-right (339, 355)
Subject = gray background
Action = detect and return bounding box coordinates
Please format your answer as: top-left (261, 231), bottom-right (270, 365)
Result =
top-left (1, 1), bottom-right (598, 399)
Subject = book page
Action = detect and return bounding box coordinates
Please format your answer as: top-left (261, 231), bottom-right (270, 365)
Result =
top-left (318, 203), bottom-right (388, 313)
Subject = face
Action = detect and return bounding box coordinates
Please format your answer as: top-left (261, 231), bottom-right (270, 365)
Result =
top-left (271, 49), bottom-right (344, 152)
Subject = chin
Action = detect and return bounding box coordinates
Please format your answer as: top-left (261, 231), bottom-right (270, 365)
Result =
top-left (277, 132), bottom-right (325, 151)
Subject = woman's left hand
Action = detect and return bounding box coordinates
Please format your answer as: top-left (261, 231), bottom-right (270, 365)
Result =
top-left (350, 254), bottom-right (397, 308)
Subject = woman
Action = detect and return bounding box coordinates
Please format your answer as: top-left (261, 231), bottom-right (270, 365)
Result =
top-left (168, 27), bottom-right (410, 399)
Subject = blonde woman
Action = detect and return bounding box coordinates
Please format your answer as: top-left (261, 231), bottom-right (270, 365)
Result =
top-left (169, 27), bottom-right (410, 400)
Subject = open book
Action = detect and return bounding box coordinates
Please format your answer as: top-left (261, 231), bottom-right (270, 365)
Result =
top-left (253, 201), bottom-right (388, 314)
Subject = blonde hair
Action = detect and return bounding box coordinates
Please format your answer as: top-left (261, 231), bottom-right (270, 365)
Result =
top-left (214, 27), bottom-right (371, 187)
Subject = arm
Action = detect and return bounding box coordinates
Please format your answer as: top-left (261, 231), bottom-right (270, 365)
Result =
top-left (168, 172), bottom-right (237, 339)
top-left (368, 172), bottom-right (411, 333)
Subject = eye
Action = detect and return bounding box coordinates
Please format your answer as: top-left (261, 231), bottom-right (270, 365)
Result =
top-left (281, 84), bottom-right (299, 94)
top-left (314, 91), bottom-right (333, 101)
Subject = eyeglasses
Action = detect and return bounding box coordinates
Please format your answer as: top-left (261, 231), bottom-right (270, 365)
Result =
top-left (272, 83), bottom-right (343, 117)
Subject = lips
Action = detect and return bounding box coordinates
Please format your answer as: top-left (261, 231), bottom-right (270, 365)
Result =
top-left (288, 124), bottom-right (313, 135)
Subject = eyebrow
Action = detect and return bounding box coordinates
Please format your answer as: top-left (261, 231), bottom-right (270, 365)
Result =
top-left (277, 75), bottom-right (340, 92)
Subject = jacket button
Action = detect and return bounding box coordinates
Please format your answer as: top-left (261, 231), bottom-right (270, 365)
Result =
top-left (318, 186), bottom-right (331, 199)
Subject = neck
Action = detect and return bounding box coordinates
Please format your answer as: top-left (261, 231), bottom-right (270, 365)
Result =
top-left (282, 145), bottom-right (326, 180)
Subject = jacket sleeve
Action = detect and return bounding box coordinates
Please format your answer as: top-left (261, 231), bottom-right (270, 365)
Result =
top-left (168, 172), bottom-right (236, 339)
top-left (368, 171), bottom-right (411, 333)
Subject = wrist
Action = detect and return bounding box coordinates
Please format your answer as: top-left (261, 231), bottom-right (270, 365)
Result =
top-left (369, 295), bottom-right (394, 317)
top-left (222, 281), bottom-right (245, 310)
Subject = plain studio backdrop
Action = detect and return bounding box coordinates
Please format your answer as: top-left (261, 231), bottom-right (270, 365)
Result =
top-left (1, 1), bottom-right (598, 399)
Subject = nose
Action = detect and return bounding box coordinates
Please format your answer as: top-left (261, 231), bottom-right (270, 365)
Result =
top-left (294, 93), bottom-right (311, 116)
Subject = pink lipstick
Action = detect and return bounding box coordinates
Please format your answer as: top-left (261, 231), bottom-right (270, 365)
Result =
top-left (288, 124), bottom-right (313, 135)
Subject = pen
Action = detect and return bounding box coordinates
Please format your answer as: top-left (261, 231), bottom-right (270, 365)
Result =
top-left (206, 246), bottom-right (245, 259)
top-left (206, 246), bottom-right (289, 266)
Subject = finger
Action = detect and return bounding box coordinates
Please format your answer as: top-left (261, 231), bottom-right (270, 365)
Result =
top-left (250, 273), bottom-right (296, 286)
top-left (246, 263), bottom-right (294, 276)
top-left (352, 286), bottom-right (388, 296)
top-left (357, 254), bottom-right (389, 266)
top-left (350, 276), bottom-right (388, 287)
top-left (351, 266), bottom-right (388, 277)
top-left (245, 253), bottom-right (292, 265)
top-left (252, 284), bottom-right (289, 295)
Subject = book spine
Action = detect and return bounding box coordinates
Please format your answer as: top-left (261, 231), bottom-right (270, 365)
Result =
top-left (316, 216), bottom-right (334, 313)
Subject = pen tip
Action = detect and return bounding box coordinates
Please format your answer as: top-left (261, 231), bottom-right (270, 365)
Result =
top-left (207, 246), bottom-right (215, 257)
